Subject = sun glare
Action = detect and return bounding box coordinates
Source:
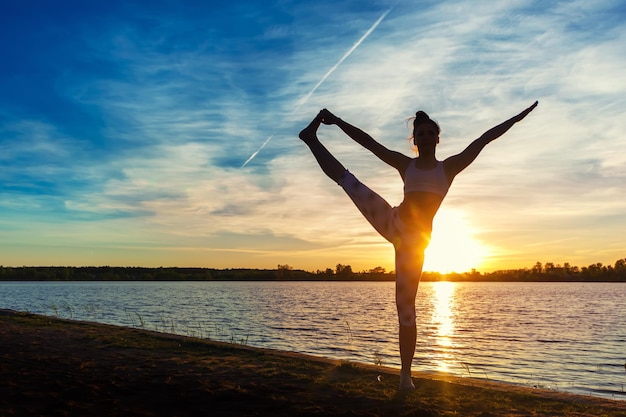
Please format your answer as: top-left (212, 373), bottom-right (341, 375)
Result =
top-left (431, 281), bottom-right (456, 372)
top-left (424, 208), bottom-right (490, 274)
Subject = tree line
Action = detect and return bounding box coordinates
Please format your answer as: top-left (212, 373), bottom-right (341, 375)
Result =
top-left (1, 258), bottom-right (625, 282)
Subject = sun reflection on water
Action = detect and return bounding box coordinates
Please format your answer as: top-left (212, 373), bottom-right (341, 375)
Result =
top-left (430, 281), bottom-right (457, 372)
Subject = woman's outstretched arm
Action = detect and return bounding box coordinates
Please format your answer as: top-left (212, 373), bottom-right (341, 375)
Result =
top-left (444, 101), bottom-right (538, 178)
top-left (319, 109), bottom-right (410, 171)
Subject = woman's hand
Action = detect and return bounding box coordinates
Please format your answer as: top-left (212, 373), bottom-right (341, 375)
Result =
top-left (513, 101), bottom-right (538, 122)
top-left (319, 108), bottom-right (341, 125)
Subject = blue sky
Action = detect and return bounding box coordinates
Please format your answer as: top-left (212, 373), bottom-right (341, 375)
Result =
top-left (1, 0), bottom-right (625, 272)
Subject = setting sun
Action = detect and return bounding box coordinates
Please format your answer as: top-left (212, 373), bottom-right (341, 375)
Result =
top-left (424, 208), bottom-right (491, 273)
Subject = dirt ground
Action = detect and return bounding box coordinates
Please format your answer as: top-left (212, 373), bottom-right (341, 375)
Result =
top-left (1, 309), bottom-right (624, 417)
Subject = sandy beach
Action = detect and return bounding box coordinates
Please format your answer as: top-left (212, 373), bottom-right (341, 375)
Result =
top-left (1, 309), bottom-right (624, 417)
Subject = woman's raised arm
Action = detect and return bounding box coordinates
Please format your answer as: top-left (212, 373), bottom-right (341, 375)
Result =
top-left (444, 101), bottom-right (538, 179)
top-left (319, 109), bottom-right (410, 172)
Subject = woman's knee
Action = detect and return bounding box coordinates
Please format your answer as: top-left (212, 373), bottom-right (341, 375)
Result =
top-left (396, 291), bottom-right (416, 326)
top-left (397, 307), bottom-right (416, 326)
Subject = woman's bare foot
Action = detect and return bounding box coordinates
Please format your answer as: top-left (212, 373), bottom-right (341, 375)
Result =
top-left (399, 372), bottom-right (416, 391)
top-left (299, 114), bottom-right (322, 144)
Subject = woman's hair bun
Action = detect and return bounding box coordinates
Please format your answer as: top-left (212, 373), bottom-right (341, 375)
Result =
top-left (412, 110), bottom-right (440, 134)
top-left (415, 111), bottom-right (430, 123)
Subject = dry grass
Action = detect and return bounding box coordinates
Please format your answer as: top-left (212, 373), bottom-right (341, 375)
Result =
top-left (1, 309), bottom-right (624, 417)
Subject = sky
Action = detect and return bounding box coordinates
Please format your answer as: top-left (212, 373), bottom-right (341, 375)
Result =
top-left (1, 0), bottom-right (625, 273)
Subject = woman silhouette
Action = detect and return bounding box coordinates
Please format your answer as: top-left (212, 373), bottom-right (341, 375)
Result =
top-left (299, 101), bottom-right (538, 390)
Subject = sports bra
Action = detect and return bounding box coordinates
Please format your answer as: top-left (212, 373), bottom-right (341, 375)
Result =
top-left (403, 160), bottom-right (450, 197)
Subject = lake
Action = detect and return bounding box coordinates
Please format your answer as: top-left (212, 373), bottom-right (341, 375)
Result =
top-left (1, 281), bottom-right (625, 400)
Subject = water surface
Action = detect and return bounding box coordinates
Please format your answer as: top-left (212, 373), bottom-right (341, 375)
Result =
top-left (1, 281), bottom-right (625, 400)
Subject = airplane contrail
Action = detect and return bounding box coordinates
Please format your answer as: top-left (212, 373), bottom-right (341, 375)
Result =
top-left (293, 8), bottom-right (392, 113)
top-left (241, 7), bottom-right (394, 168)
top-left (240, 135), bottom-right (273, 169)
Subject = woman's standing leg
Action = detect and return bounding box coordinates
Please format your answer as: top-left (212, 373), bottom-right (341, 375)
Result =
top-left (395, 240), bottom-right (424, 390)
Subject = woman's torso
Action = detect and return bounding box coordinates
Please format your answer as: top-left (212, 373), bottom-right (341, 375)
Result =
top-left (398, 159), bottom-right (450, 232)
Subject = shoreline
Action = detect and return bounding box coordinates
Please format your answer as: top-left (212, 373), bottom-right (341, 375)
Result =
top-left (2, 309), bottom-right (625, 416)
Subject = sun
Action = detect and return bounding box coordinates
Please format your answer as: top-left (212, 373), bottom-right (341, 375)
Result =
top-left (423, 208), bottom-right (490, 273)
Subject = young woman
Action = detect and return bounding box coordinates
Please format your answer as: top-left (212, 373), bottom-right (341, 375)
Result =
top-left (299, 101), bottom-right (538, 390)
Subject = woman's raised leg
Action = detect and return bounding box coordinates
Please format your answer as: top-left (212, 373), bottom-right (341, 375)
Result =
top-left (299, 113), bottom-right (346, 183)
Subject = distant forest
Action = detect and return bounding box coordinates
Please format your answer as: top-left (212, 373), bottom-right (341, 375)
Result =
top-left (1, 259), bottom-right (625, 282)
